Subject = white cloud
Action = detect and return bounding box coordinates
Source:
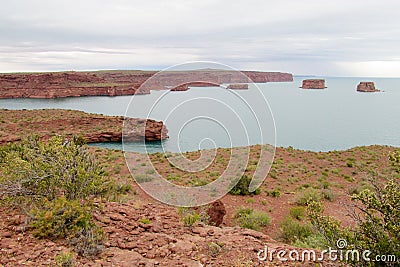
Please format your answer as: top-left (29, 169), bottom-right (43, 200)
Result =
top-left (0, 0), bottom-right (399, 76)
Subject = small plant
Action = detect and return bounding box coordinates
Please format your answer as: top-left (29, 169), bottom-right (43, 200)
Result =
top-left (289, 206), bottom-right (306, 220)
top-left (55, 251), bottom-right (74, 267)
top-left (145, 169), bottom-right (156, 174)
top-left (295, 188), bottom-right (322, 206)
top-left (67, 227), bottom-right (104, 258)
top-left (207, 242), bottom-right (223, 257)
top-left (266, 189), bottom-right (281, 197)
top-left (134, 174), bottom-right (153, 183)
top-left (280, 216), bottom-right (313, 244)
top-left (30, 197), bottom-right (93, 239)
top-left (245, 198), bottom-right (254, 204)
top-left (182, 212), bottom-right (199, 227)
top-left (139, 217), bottom-right (152, 224)
top-left (234, 207), bottom-right (270, 231)
top-left (321, 189), bottom-right (336, 201)
top-left (30, 197), bottom-right (104, 257)
top-left (229, 175), bottom-right (261, 196)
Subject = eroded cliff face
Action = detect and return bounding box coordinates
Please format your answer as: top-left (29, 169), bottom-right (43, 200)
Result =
top-left (0, 109), bottom-right (168, 144)
top-left (301, 79), bottom-right (326, 89)
top-left (357, 82), bottom-right (380, 92)
top-left (0, 70), bottom-right (293, 99)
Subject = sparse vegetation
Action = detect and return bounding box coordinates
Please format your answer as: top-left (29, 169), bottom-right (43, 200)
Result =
top-left (233, 207), bottom-right (270, 231)
top-left (307, 152), bottom-right (400, 266)
top-left (295, 187), bottom-right (322, 206)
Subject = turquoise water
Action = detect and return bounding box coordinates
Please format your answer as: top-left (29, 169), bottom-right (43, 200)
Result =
top-left (1, 76), bottom-right (399, 152)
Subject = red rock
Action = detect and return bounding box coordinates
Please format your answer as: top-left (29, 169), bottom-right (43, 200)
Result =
top-left (206, 200), bottom-right (226, 227)
top-left (227, 84), bottom-right (249, 90)
top-left (357, 82), bottom-right (380, 92)
top-left (2, 232), bottom-right (12, 238)
top-left (170, 84), bottom-right (189, 91)
top-left (0, 70), bottom-right (293, 99)
top-left (301, 79), bottom-right (326, 89)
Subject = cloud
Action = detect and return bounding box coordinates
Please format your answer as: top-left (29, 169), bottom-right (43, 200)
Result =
top-left (0, 0), bottom-right (399, 76)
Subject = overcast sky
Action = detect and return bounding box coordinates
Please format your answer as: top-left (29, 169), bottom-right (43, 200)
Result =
top-left (1, 0), bottom-right (399, 77)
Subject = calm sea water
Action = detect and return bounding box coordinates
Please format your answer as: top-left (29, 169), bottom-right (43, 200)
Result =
top-left (1, 76), bottom-right (399, 153)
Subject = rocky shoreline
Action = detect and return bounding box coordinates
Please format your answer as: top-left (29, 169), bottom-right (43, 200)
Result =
top-left (0, 109), bottom-right (168, 144)
top-left (0, 70), bottom-right (293, 99)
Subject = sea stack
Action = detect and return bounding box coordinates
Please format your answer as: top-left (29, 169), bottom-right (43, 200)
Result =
top-left (301, 79), bottom-right (326, 89)
top-left (227, 83), bottom-right (249, 90)
top-left (357, 82), bottom-right (380, 92)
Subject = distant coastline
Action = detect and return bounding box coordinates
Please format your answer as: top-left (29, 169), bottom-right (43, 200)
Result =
top-left (0, 70), bottom-right (293, 99)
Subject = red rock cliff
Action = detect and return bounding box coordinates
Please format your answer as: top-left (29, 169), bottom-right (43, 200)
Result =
top-left (0, 70), bottom-right (293, 99)
top-left (0, 109), bottom-right (168, 144)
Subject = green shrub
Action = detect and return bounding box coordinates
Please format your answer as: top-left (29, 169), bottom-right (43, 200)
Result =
top-left (178, 207), bottom-right (210, 226)
top-left (292, 233), bottom-right (325, 249)
top-left (229, 175), bottom-right (261, 196)
top-left (177, 207), bottom-right (200, 227)
top-left (289, 206), bottom-right (306, 220)
top-left (139, 217), bottom-right (152, 224)
top-left (30, 197), bottom-right (93, 239)
top-left (30, 197), bottom-right (104, 257)
top-left (207, 242), bottom-right (223, 257)
top-left (234, 207), bottom-right (270, 231)
top-left (280, 216), bottom-right (313, 244)
top-left (266, 189), bottom-right (281, 197)
top-left (0, 136), bottom-right (106, 200)
top-left (295, 188), bottom-right (322, 206)
top-left (55, 251), bottom-right (74, 267)
top-left (321, 189), bottom-right (336, 201)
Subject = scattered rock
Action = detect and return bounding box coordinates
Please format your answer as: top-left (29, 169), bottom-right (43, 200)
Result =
top-left (2, 232), bottom-right (12, 238)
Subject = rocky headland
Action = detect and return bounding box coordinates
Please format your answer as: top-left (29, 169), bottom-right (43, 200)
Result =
top-left (0, 109), bottom-right (168, 144)
top-left (0, 70), bottom-right (293, 99)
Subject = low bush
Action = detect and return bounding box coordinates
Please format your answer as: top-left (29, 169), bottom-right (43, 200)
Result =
top-left (229, 175), bottom-right (261, 196)
top-left (295, 188), bottom-right (322, 206)
top-left (54, 251), bottom-right (74, 267)
top-left (30, 197), bottom-right (104, 257)
top-left (0, 136), bottom-right (107, 201)
top-left (280, 217), bottom-right (313, 244)
top-left (134, 174), bottom-right (154, 183)
top-left (289, 206), bottom-right (306, 220)
top-left (234, 207), bottom-right (270, 231)
top-left (266, 189), bottom-right (281, 197)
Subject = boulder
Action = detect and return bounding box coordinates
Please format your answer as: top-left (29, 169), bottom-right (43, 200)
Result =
top-left (206, 200), bottom-right (226, 227)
